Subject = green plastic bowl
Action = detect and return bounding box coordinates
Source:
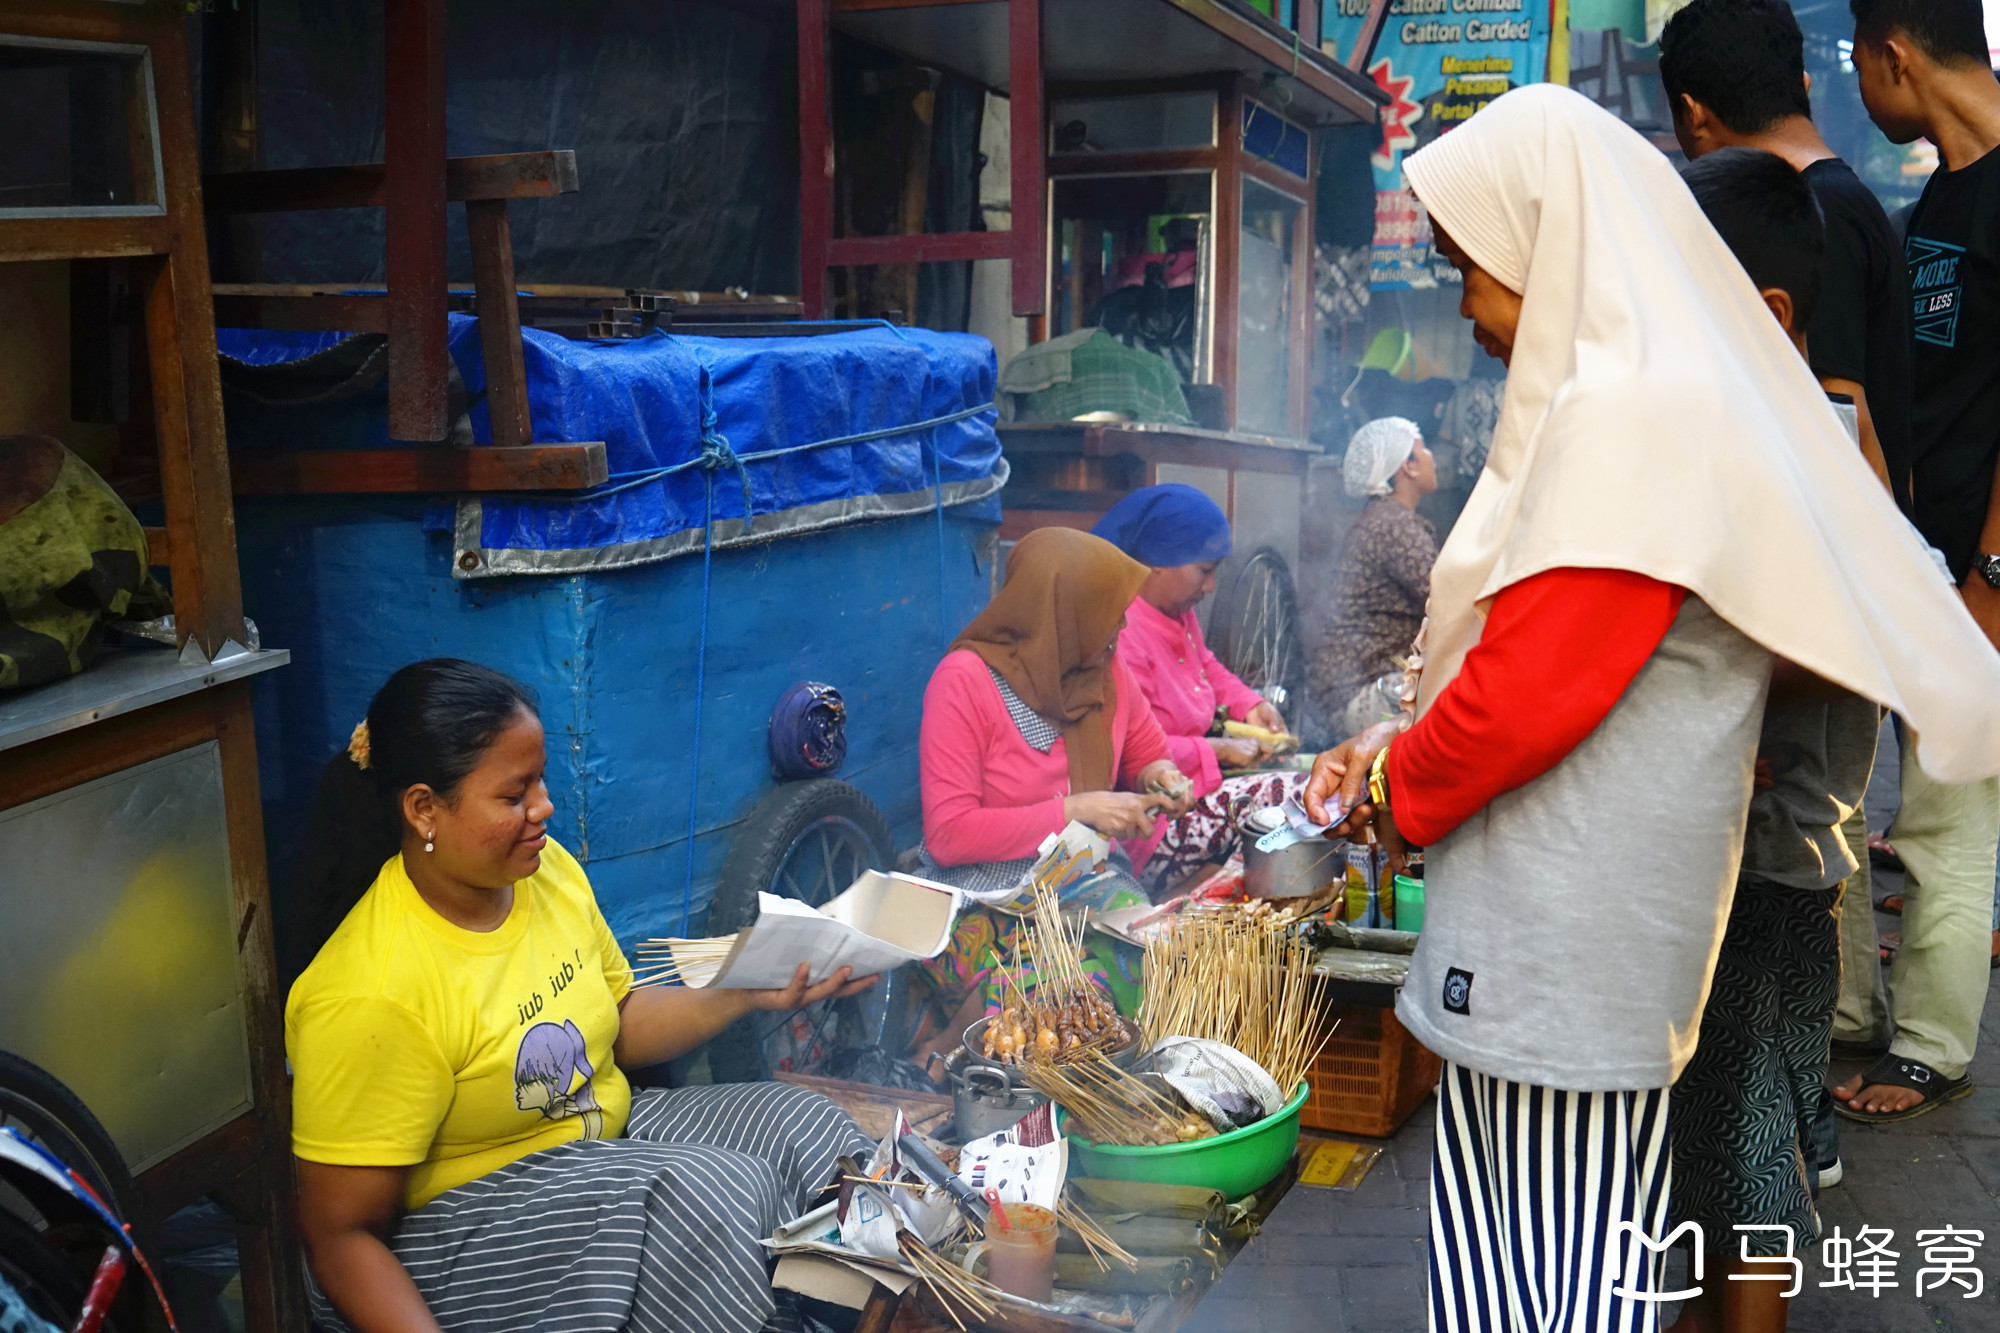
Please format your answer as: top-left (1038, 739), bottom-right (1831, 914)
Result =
top-left (1063, 1082), bottom-right (1308, 1199)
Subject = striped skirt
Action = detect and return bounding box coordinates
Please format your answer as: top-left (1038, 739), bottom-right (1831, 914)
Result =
top-left (1430, 1062), bottom-right (1674, 1333)
top-left (308, 1082), bottom-right (872, 1333)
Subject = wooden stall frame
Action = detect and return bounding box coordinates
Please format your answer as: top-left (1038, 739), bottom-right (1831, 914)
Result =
top-left (805, 1), bottom-right (1377, 437)
top-left (1041, 75), bottom-right (1316, 437)
top-left (0, 3), bottom-right (304, 1328)
top-left (197, 0), bottom-right (607, 491)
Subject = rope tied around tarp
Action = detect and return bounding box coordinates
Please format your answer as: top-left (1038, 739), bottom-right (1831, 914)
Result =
top-left (667, 362), bottom-right (993, 933)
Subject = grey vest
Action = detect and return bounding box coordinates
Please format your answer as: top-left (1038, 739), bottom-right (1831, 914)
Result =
top-left (1396, 597), bottom-right (1772, 1091)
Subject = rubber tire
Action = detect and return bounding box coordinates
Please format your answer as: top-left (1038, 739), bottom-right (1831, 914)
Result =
top-left (1205, 546), bottom-right (1307, 720)
top-left (704, 780), bottom-right (896, 1083)
top-left (0, 1052), bottom-right (134, 1224)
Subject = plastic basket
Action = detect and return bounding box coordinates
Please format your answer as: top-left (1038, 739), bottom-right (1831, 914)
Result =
top-left (1301, 1003), bottom-right (1441, 1137)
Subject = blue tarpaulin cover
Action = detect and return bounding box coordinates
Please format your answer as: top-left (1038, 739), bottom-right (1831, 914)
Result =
top-left (216, 316), bottom-right (1006, 579)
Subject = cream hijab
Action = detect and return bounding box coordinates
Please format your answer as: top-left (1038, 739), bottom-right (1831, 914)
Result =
top-left (1400, 84), bottom-right (2000, 783)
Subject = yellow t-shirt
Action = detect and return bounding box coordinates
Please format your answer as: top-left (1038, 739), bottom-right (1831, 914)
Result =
top-left (286, 838), bottom-right (634, 1209)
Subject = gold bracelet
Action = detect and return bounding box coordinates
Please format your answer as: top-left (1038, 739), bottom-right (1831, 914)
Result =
top-left (1367, 744), bottom-right (1392, 811)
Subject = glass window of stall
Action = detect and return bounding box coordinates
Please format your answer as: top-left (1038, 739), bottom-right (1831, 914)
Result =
top-left (1044, 85), bottom-right (1317, 438)
top-left (1048, 170), bottom-right (1216, 387)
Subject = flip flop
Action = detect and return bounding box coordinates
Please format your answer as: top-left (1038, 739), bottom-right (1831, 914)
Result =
top-left (1834, 1054), bottom-right (1972, 1124)
top-left (1875, 894), bottom-right (1904, 915)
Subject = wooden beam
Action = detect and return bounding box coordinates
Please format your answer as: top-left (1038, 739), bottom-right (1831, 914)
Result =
top-left (231, 444), bottom-right (609, 495)
top-left (832, 0), bottom-right (992, 10)
top-left (1008, 0), bottom-right (1045, 317)
top-left (1214, 85), bottom-right (1243, 431)
top-left (207, 685), bottom-right (309, 1333)
top-left (202, 151), bottom-right (581, 215)
top-left (1146, 0), bottom-right (1382, 120)
top-left (1347, 0), bottom-right (1392, 71)
top-left (148, 19), bottom-right (248, 659)
top-left (211, 292), bottom-right (390, 333)
top-left (466, 199), bottom-right (532, 449)
top-left (384, 0), bottom-right (450, 443)
top-left (0, 216), bottom-right (170, 264)
top-left (798, 0), bottom-right (833, 318)
top-left (825, 231), bottom-right (1013, 267)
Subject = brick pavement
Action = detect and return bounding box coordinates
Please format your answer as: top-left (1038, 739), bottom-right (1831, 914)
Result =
top-left (1184, 902), bottom-right (2000, 1333)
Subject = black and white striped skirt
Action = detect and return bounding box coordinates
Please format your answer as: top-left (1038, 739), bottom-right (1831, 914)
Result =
top-left (308, 1082), bottom-right (872, 1333)
top-left (1430, 1062), bottom-right (1674, 1333)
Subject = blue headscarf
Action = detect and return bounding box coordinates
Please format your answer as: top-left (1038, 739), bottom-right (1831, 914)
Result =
top-left (1089, 484), bottom-right (1232, 568)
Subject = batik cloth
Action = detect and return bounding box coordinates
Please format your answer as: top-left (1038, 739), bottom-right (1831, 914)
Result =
top-left (1669, 876), bottom-right (1838, 1252)
top-left (305, 1082), bottom-right (870, 1333)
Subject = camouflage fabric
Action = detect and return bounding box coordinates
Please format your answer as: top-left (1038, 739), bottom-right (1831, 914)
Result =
top-left (0, 436), bottom-right (169, 690)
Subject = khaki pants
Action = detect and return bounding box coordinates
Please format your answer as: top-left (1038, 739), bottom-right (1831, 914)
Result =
top-left (1882, 737), bottom-right (2000, 1080)
top-left (1832, 806), bottom-right (1891, 1047)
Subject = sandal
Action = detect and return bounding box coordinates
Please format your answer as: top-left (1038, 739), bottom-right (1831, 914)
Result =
top-left (1834, 1054), bottom-right (1972, 1124)
top-left (1876, 894), bottom-right (1904, 915)
top-left (1868, 835), bottom-right (1904, 874)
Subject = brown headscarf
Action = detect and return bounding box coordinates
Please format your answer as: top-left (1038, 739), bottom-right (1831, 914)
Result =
top-left (951, 527), bottom-right (1149, 794)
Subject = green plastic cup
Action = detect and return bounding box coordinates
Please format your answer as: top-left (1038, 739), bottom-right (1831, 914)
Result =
top-left (1393, 874), bottom-right (1426, 934)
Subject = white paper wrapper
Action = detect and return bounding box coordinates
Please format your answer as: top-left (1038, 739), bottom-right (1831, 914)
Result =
top-left (954, 1101), bottom-right (1066, 1211)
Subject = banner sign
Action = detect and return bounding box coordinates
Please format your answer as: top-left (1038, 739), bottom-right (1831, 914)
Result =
top-left (1322, 2), bottom-right (1560, 289)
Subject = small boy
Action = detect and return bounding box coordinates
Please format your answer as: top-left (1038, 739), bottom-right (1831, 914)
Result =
top-left (1672, 147), bottom-right (1882, 1333)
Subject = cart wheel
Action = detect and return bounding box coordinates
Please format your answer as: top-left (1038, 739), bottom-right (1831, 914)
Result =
top-left (0, 1053), bottom-right (133, 1225)
top-left (1207, 546), bottom-right (1307, 720)
top-left (0, 1205), bottom-right (97, 1333)
top-left (0, 1055), bottom-right (135, 1333)
top-left (704, 780), bottom-right (901, 1083)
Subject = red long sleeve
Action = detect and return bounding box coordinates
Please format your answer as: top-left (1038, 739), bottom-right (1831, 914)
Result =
top-left (1386, 568), bottom-right (1687, 846)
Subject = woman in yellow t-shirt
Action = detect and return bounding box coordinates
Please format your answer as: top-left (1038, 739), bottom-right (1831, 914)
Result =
top-left (285, 659), bottom-right (878, 1333)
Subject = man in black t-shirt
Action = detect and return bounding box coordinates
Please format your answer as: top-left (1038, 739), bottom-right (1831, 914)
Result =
top-left (1661, 0), bottom-right (1912, 504)
top-left (1839, 0), bottom-right (2000, 1125)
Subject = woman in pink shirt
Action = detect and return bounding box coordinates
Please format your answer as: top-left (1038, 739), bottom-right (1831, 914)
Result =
top-left (1092, 484), bottom-right (1306, 891)
top-left (918, 527), bottom-right (1193, 898)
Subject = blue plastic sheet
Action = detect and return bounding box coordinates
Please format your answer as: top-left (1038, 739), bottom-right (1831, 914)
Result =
top-left (217, 316), bottom-right (1006, 579)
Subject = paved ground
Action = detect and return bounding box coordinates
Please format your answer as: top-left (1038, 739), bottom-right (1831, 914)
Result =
top-left (1185, 897), bottom-right (2000, 1333)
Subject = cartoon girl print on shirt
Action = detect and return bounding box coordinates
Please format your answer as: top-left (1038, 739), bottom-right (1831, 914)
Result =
top-left (513, 1018), bottom-right (605, 1139)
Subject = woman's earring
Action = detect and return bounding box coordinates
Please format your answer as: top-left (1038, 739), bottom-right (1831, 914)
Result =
top-left (425, 832), bottom-right (435, 853)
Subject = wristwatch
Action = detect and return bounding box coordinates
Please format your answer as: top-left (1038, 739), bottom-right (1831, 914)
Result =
top-left (1976, 553), bottom-right (2000, 590)
top-left (1367, 745), bottom-right (1393, 812)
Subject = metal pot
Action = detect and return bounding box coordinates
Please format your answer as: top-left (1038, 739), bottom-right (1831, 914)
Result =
top-left (1241, 829), bottom-right (1346, 899)
top-left (950, 1063), bottom-right (1047, 1141)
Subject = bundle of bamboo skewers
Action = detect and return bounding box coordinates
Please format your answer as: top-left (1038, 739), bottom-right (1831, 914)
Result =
top-left (630, 934), bottom-right (737, 989)
top-left (1138, 908), bottom-right (1337, 1095)
top-left (1017, 1049), bottom-right (1212, 1147)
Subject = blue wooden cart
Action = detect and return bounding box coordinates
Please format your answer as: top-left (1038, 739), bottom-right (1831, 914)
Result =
top-left (225, 318), bottom-right (1005, 1075)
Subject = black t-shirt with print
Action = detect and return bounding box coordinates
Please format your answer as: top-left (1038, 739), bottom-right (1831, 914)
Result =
top-left (1905, 143), bottom-right (2000, 581)
top-left (1802, 159), bottom-right (1915, 510)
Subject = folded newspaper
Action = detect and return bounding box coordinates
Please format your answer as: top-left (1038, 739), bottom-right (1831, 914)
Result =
top-left (642, 871), bottom-right (960, 989)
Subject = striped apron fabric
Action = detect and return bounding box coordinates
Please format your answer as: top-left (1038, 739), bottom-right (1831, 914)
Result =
top-left (1430, 1062), bottom-right (1674, 1333)
top-left (308, 1082), bottom-right (871, 1333)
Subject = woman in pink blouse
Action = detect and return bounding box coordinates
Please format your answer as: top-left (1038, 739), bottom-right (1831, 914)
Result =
top-left (917, 527), bottom-right (1194, 899)
top-left (1092, 484), bottom-right (1307, 891)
